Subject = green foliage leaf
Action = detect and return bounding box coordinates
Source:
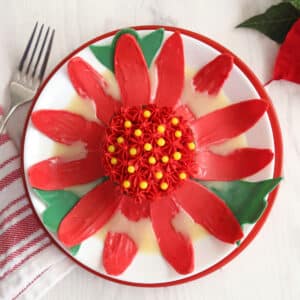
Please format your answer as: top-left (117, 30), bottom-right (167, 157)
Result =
top-left (69, 244), bottom-right (81, 256)
top-left (237, 2), bottom-right (300, 43)
top-left (41, 197), bottom-right (79, 232)
top-left (89, 28), bottom-right (164, 72)
top-left (285, 0), bottom-right (300, 10)
top-left (90, 29), bottom-right (139, 72)
top-left (111, 28), bottom-right (140, 48)
top-left (89, 45), bottom-right (113, 73)
top-left (34, 189), bottom-right (80, 232)
top-left (139, 29), bottom-right (164, 67)
top-left (34, 189), bottom-right (78, 206)
top-left (200, 178), bottom-right (282, 225)
top-left (34, 189), bottom-right (81, 256)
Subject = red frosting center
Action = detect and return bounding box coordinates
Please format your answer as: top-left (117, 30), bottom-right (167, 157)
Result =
top-left (103, 105), bottom-right (197, 200)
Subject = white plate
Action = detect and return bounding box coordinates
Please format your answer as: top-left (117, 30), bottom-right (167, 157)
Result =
top-left (22, 26), bottom-right (282, 286)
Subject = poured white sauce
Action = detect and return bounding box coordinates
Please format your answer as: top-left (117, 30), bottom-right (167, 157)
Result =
top-left (101, 70), bottom-right (121, 100)
top-left (149, 64), bottom-right (158, 101)
top-left (64, 178), bottom-right (104, 198)
top-left (53, 141), bottom-right (87, 161)
top-left (96, 211), bottom-right (159, 253)
top-left (66, 95), bottom-right (98, 122)
top-left (51, 67), bottom-right (246, 252)
top-left (172, 209), bottom-right (207, 240)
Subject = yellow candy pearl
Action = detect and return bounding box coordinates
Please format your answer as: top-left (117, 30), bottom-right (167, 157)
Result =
top-left (139, 181), bottom-right (148, 190)
top-left (124, 120), bottom-right (132, 128)
top-left (175, 130), bottom-right (182, 138)
top-left (173, 152), bottom-right (182, 160)
top-left (160, 182), bottom-right (169, 190)
top-left (144, 143), bottom-right (152, 151)
top-left (161, 155), bottom-right (169, 163)
top-left (157, 138), bottom-right (166, 147)
top-left (127, 165), bottom-right (135, 174)
top-left (155, 171), bottom-right (163, 180)
top-left (134, 129), bottom-right (142, 137)
top-left (157, 125), bottom-right (166, 134)
top-left (148, 156), bottom-right (156, 165)
top-left (110, 157), bottom-right (118, 165)
top-left (188, 142), bottom-right (196, 151)
top-left (129, 147), bottom-right (137, 156)
top-left (117, 136), bottom-right (124, 144)
top-left (123, 180), bottom-right (131, 189)
top-left (143, 110), bottom-right (151, 118)
top-left (179, 172), bottom-right (187, 180)
top-left (171, 117), bottom-right (179, 126)
top-left (107, 145), bottom-right (115, 153)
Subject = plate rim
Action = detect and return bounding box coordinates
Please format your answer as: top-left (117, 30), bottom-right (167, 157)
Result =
top-left (20, 25), bottom-right (283, 287)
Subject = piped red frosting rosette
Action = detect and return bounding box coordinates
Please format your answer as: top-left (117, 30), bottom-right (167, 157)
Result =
top-left (28, 32), bottom-right (275, 275)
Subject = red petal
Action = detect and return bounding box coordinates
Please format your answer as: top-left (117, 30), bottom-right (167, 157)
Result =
top-left (31, 110), bottom-right (105, 150)
top-left (174, 180), bottom-right (243, 243)
top-left (114, 34), bottom-right (150, 106)
top-left (273, 19), bottom-right (300, 84)
top-left (119, 195), bottom-right (150, 222)
top-left (150, 196), bottom-right (194, 274)
top-left (192, 100), bottom-right (268, 147)
top-left (193, 53), bottom-right (233, 95)
top-left (195, 148), bottom-right (274, 180)
top-left (103, 232), bottom-right (137, 275)
top-left (154, 33), bottom-right (184, 107)
top-left (68, 57), bottom-right (121, 125)
top-left (28, 153), bottom-right (104, 190)
top-left (58, 181), bottom-right (119, 247)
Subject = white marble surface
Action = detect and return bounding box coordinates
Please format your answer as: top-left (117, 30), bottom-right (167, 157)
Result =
top-left (0, 0), bottom-right (299, 299)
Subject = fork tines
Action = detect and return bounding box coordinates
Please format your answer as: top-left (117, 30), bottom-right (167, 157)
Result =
top-left (18, 22), bottom-right (55, 83)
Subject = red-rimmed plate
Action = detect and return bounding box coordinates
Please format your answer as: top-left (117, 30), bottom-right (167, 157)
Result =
top-left (21, 26), bottom-right (283, 286)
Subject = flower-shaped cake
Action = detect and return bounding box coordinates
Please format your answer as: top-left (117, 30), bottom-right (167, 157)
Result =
top-left (28, 31), bottom-right (276, 275)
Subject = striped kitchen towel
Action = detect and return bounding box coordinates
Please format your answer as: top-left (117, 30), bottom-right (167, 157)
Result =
top-left (0, 108), bottom-right (75, 300)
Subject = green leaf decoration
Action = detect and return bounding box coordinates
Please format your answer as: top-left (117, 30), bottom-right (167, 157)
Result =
top-left (90, 28), bottom-right (164, 72)
top-left (89, 45), bottom-right (113, 73)
top-left (69, 244), bottom-right (81, 256)
top-left (111, 28), bottom-right (140, 48)
top-left (236, 2), bottom-right (300, 43)
top-left (34, 189), bottom-right (78, 206)
top-left (200, 178), bottom-right (282, 225)
top-left (41, 197), bottom-right (79, 232)
top-left (34, 189), bottom-right (82, 256)
top-left (139, 29), bottom-right (164, 67)
top-left (285, 0), bottom-right (300, 10)
top-left (34, 189), bottom-right (80, 232)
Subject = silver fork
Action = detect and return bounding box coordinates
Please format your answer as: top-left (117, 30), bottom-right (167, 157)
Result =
top-left (0, 22), bottom-right (55, 135)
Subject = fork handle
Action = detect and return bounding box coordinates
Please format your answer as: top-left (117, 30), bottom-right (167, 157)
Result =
top-left (0, 105), bottom-right (20, 136)
top-left (0, 114), bottom-right (6, 135)
top-left (0, 99), bottom-right (33, 136)
top-left (0, 115), bottom-right (4, 135)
